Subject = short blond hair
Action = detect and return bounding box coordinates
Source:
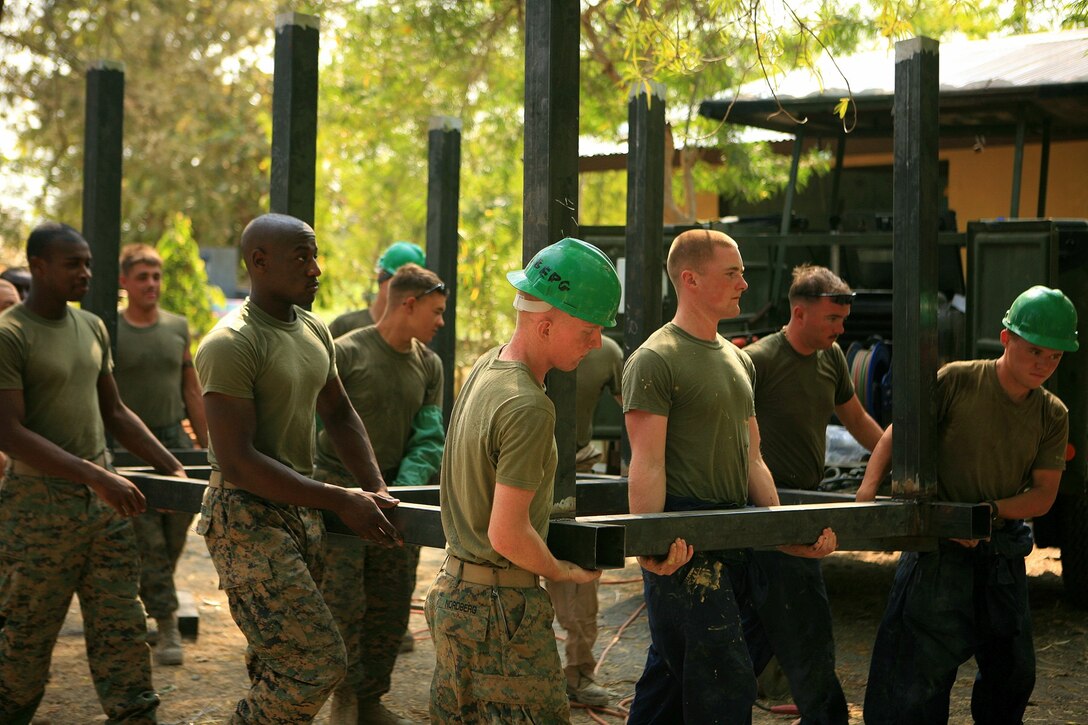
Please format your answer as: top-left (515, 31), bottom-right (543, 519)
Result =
top-left (120, 243), bottom-right (162, 275)
top-left (666, 229), bottom-right (738, 288)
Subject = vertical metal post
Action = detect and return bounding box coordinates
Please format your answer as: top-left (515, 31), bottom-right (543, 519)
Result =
top-left (1037, 117), bottom-right (1051, 218)
top-left (270, 13), bottom-right (320, 227)
top-left (829, 133), bottom-right (847, 273)
top-left (622, 81), bottom-right (666, 463)
top-left (523, 0), bottom-right (580, 514)
top-left (770, 130), bottom-right (804, 304)
top-left (82, 61), bottom-right (125, 353)
top-left (1009, 110), bottom-right (1026, 219)
top-left (426, 116), bottom-right (462, 426)
top-left (892, 37), bottom-right (940, 499)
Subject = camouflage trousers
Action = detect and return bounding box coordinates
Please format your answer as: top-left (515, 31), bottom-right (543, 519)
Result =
top-left (545, 578), bottom-right (599, 684)
top-left (316, 467), bottom-right (420, 703)
top-left (132, 423), bottom-right (194, 619)
top-left (197, 486), bottom-right (345, 724)
top-left (425, 570), bottom-right (570, 723)
top-left (0, 472), bottom-right (158, 724)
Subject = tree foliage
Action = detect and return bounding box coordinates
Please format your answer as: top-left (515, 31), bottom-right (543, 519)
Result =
top-left (2, 0), bottom-right (1083, 366)
top-left (0, 1), bottom-right (272, 250)
top-left (155, 213), bottom-right (225, 350)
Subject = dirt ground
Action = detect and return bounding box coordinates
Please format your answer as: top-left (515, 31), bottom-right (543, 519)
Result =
top-left (35, 530), bottom-right (1088, 724)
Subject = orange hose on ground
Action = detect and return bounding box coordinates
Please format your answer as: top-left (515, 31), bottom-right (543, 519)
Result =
top-left (593, 602), bottom-right (646, 677)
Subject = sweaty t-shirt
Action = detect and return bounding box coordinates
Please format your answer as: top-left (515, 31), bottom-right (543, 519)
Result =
top-left (746, 331), bottom-right (854, 489)
top-left (195, 299), bottom-right (336, 477)
top-left (936, 359), bottom-right (1068, 503)
top-left (115, 310), bottom-right (190, 428)
top-left (0, 303), bottom-right (112, 459)
top-left (623, 323), bottom-right (754, 507)
top-left (441, 346), bottom-right (557, 567)
top-left (315, 325), bottom-right (442, 473)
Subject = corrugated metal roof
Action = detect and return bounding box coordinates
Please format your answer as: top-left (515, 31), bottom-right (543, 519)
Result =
top-left (721, 30), bottom-right (1088, 101)
top-left (699, 29), bottom-right (1088, 140)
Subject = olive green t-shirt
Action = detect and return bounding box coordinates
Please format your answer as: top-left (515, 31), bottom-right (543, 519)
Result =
top-left (195, 299), bottom-right (336, 477)
top-left (746, 331), bottom-right (854, 489)
top-left (623, 323), bottom-right (755, 506)
top-left (936, 359), bottom-right (1068, 503)
top-left (315, 325), bottom-right (443, 473)
top-left (575, 334), bottom-right (624, 448)
top-left (329, 307), bottom-right (374, 339)
top-left (440, 346), bottom-right (557, 567)
top-left (0, 303), bottom-right (112, 459)
top-left (115, 310), bottom-right (190, 428)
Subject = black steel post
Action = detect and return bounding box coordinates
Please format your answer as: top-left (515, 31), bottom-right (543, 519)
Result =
top-left (1037, 117), bottom-right (1051, 218)
top-left (523, 0), bottom-right (580, 514)
top-left (270, 13), bottom-right (319, 227)
top-left (82, 61), bottom-right (125, 351)
top-left (891, 37), bottom-right (940, 498)
top-left (621, 81), bottom-right (666, 463)
top-left (1010, 110), bottom-right (1026, 219)
top-left (770, 129), bottom-right (805, 306)
top-left (426, 116), bottom-right (462, 425)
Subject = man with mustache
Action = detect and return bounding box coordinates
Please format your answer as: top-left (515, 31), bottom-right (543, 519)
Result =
top-left (743, 264), bottom-right (884, 723)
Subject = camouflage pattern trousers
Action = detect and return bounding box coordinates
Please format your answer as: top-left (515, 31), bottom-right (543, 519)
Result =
top-left (131, 422), bottom-right (194, 619)
top-left (197, 486), bottom-right (346, 724)
top-left (425, 570), bottom-right (570, 723)
top-left (0, 472), bottom-right (158, 724)
top-left (545, 578), bottom-right (599, 683)
top-left (316, 467), bottom-right (420, 704)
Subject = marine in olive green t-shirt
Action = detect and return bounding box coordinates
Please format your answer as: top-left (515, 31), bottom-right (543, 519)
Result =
top-left (0, 303), bottom-right (111, 459)
top-left (114, 310), bottom-right (190, 429)
top-left (622, 322), bottom-right (754, 506)
top-left (745, 331), bottom-right (854, 489)
top-left (440, 346), bottom-right (557, 567)
top-left (195, 299), bottom-right (336, 477)
top-left (315, 324), bottom-right (442, 480)
top-left (935, 359), bottom-right (1067, 504)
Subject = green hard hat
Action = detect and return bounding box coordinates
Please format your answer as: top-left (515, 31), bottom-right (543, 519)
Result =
top-left (378, 241), bottom-right (425, 276)
top-left (1002, 285), bottom-right (1079, 352)
top-left (506, 237), bottom-right (621, 328)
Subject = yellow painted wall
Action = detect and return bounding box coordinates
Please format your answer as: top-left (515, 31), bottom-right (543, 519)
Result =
top-left (840, 140), bottom-right (1088, 226)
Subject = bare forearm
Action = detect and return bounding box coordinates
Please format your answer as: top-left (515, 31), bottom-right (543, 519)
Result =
top-left (183, 387), bottom-right (208, 448)
top-left (628, 455), bottom-right (666, 514)
top-left (106, 409), bottom-right (183, 475)
top-left (857, 425), bottom-right (894, 501)
top-left (323, 405), bottom-right (384, 493)
top-left (995, 483), bottom-right (1059, 520)
top-left (217, 448), bottom-right (357, 510)
top-left (847, 416), bottom-right (885, 453)
top-left (0, 425), bottom-right (114, 486)
top-left (489, 518), bottom-right (566, 580)
top-left (748, 457), bottom-right (780, 507)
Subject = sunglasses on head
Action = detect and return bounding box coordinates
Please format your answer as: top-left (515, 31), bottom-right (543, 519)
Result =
top-left (802, 292), bottom-right (856, 305)
top-left (420, 281), bottom-right (447, 297)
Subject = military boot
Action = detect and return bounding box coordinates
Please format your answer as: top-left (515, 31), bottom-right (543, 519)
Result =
top-left (154, 614), bottom-right (184, 666)
top-left (357, 697), bottom-right (413, 725)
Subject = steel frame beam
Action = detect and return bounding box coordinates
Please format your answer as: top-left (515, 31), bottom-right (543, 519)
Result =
top-left (126, 471), bottom-right (987, 570)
